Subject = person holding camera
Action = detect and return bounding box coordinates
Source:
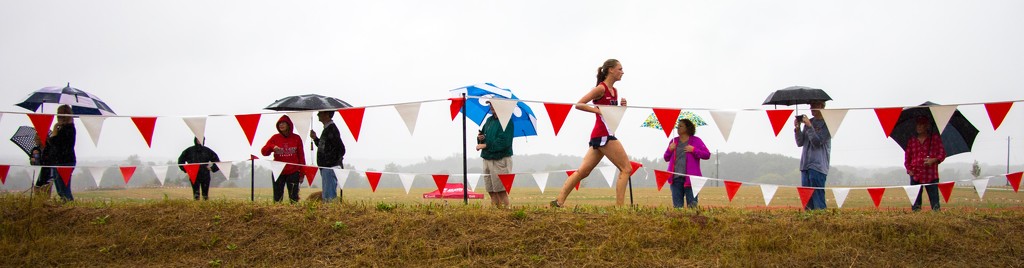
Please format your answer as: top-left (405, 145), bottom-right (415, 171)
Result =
top-left (794, 101), bottom-right (832, 210)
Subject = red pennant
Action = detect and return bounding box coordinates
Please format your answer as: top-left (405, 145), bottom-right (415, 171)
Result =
top-left (1006, 172), bottom-right (1022, 193)
top-left (797, 187), bottom-right (814, 208)
top-left (0, 165), bottom-right (9, 184)
top-left (984, 102), bottom-right (1013, 131)
top-left (183, 164), bottom-right (199, 184)
top-left (654, 170), bottom-right (671, 191)
top-left (27, 114), bottom-right (54, 148)
top-left (567, 170), bottom-right (580, 190)
top-left (302, 166), bottom-right (319, 186)
top-left (867, 188), bottom-right (886, 208)
top-left (432, 174), bottom-right (449, 194)
top-left (543, 103), bottom-right (572, 136)
top-left (56, 167), bottom-right (74, 186)
top-left (338, 107), bottom-right (366, 142)
top-left (873, 107), bottom-right (903, 137)
top-left (449, 97), bottom-right (465, 120)
top-left (937, 182), bottom-right (955, 203)
top-left (498, 174), bottom-right (516, 195)
top-left (629, 161), bottom-right (643, 177)
top-left (765, 110), bottom-right (794, 137)
top-left (652, 108), bottom-right (682, 137)
top-left (234, 114), bottom-right (261, 146)
top-left (131, 117), bottom-right (158, 148)
top-left (250, 154), bottom-right (259, 160)
top-left (724, 181), bottom-right (742, 202)
top-left (366, 171), bottom-right (382, 192)
top-left (119, 166), bottom-right (136, 184)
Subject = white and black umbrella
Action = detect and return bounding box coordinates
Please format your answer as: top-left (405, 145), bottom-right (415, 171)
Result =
top-left (15, 83), bottom-right (116, 115)
top-left (264, 94), bottom-right (352, 111)
top-left (10, 126), bottom-right (39, 157)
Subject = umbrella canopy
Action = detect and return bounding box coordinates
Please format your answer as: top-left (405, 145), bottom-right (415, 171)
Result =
top-left (422, 183), bottom-right (485, 199)
top-left (10, 126), bottom-right (40, 157)
top-left (641, 111), bottom-right (707, 130)
top-left (450, 83), bottom-right (538, 138)
top-left (762, 86), bottom-right (832, 106)
top-left (890, 102), bottom-right (979, 158)
top-left (264, 94), bottom-right (353, 111)
top-left (15, 83), bottom-right (116, 115)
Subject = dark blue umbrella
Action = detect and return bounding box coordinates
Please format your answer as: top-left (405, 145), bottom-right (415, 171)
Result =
top-left (450, 83), bottom-right (537, 138)
top-left (890, 101), bottom-right (978, 157)
top-left (16, 83), bottom-right (116, 115)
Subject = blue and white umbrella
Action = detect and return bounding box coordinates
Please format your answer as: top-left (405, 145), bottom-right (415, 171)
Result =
top-left (15, 83), bottom-right (116, 115)
top-left (450, 83), bottom-right (538, 137)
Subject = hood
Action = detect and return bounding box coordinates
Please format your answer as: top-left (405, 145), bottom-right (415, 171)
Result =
top-left (276, 115), bottom-right (294, 136)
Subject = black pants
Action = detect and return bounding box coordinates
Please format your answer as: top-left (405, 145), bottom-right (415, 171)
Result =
top-left (273, 172), bottom-right (301, 203)
top-left (191, 176), bottom-right (210, 200)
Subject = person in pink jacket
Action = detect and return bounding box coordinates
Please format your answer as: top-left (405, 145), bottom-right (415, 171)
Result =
top-left (261, 115), bottom-right (306, 203)
top-left (662, 118), bottom-right (711, 208)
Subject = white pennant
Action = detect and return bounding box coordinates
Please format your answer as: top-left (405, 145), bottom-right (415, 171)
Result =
top-left (467, 174), bottom-right (482, 192)
top-left (489, 99), bottom-right (518, 131)
top-left (335, 169), bottom-right (349, 190)
top-left (269, 161), bottom-right (287, 182)
top-left (760, 184), bottom-right (778, 206)
top-left (832, 188), bottom-right (850, 208)
top-left (598, 105), bottom-right (627, 135)
top-left (182, 117), bottom-right (208, 144)
top-left (819, 109), bottom-right (848, 138)
top-left (532, 173), bottom-right (549, 193)
top-left (393, 103), bottom-right (422, 135)
top-left (151, 166), bottom-right (169, 186)
top-left (79, 116), bottom-right (107, 146)
top-left (286, 112), bottom-right (313, 145)
top-left (215, 162), bottom-right (233, 180)
top-left (88, 166), bottom-right (107, 187)
top-left (709, 111), bottom-right (737, 142)
top-left (973, 178), bottom-right (989, 200)
top-left (690, 176), bottom-right (708, 198)
top-left (398, 173), bottom-right (416, 194)
top-left (929, 105), bottom-right (957, 134)
top-left (903, 185), bottom-right (922, 206)
top-left (598, 166), bottom-right (618, 188)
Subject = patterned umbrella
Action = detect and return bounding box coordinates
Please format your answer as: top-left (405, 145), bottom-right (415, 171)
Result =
top-left (641, 111), bottom-right (707, 130)
top-left (10, 126), bottom-right (39, 157)
top-left (264, 94), bottom-right (352, 111)
top-left (15, 83), bottom-right (116, 115)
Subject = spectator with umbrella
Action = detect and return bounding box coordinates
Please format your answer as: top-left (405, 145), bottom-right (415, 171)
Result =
top-left (41, 105), bottom-right (77, 202)
top-left (266, 94), bottom-right (351, 203)
top-left (904, 116), bottom-right (946, 211)
top-left (765, 86), bottom-right (833, 210)
top-left (476, 102), bottom-right (514, 209)
top-left (16, 83), bottom-right (116, 115)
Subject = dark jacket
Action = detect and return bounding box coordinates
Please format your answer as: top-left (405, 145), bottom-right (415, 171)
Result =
top-left (480, 115), bottom-right (514, 160)
top-left (178, 140), bottom-right (221, 183)
top-left (313, 121), bottom-right (345, 167)
top-left (42, 123), bottom-right (76, 165)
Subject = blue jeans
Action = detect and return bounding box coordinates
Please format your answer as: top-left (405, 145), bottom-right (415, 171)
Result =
top-left (669, 175), bottom-right (698, 208)
top-left (801, 169), bottom-right (827, 210)
top-left (320, 167), bottom-right (338, 202)
top-left (52, 164), bottom-right (75, 201)
top-left (911, 177), bottom-right (940, 211)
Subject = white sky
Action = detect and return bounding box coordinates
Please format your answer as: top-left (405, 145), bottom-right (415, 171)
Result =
top-left (1, 0), bottom-right (1022, 171)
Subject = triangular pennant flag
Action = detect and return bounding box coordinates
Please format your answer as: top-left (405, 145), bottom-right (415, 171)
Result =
top-left (532, 173), bottom-right (549, 193)
top-left (338, 107), bottom-right (366, 142)
top-left (398, 173), bottom-right (415, 194)
top-left (765, 110), bottom-right (794, 137)
top-left (498, 174), bottom-right (516, 195)
top-left (708, 111), bottom-right (737, 142)
top-left (903, 185), bottom-right (922, 206)
top-left (56, 167), bottom-right (74, 186)
top-left (1006, 172), bottom-right (1022, 192)
top-left (937, 182), bottom-right (955, 203)
top-left (432, 174), bottom-right (449, 194)
top-left (449, 97), bottom-right (465, 121)
top-left (88, 166), bottom-right (106, 187)
top-left (234, 114), bottom-right (261, 146)
top-left (0, 165), bottom-right (9, 184)
top-left (928, 105), bottom-right (957, 135)
top-left (873, 107), bottom-right (903, 137)
top-left (984, 102), bottom-right (1013, 130)
top-left (629, 161), bottom-right (643, 177)
top-left (797, 187), bottom-right (814, 209)
top-left (652, 108), bottom-right (682, 137)
top-left (724, 181), bottom-right (742, 202)
top-left (182, 117), bottom-right (207, 144)
top-left (654, 170), bottom-right (671, 191)
top-left (286, 112), bottom-right (313, 145)
top-left (119, 166), bottom-right (136, 184)
top-left (366, 171), bottom-right (382, 192)
top-left (760, 184), bottom-right (778, 206)
top-left (79, 116), bottom-right (107, 146)
top-left (27, 114), bottom-right (54, 148)
top-left (302, 166), bottom-right (319, 186)
top-left (567, 170), bottom-right (580, 191)
top-left (867, 188), bottom-right (886, 208)
top-left (334, 169), bottom-right (349, 190)
top-left (183, 164), bottom-right (200, 184)
top-left (689, 176), bottom-right (708, 198)
top-left (268, 161), bottom-right (287, 182)
top-left (131, 117), bottom-right (158, 148)
top-left (490, 99), bottom-right (518, 131)
top-left (467, 173), bottom-right (481, 192)
top-left (973, 179), bottom-right (989, 200)
top-left (832, 188), bottom-right (850, 208)
top-left (819, 109), bottom-right (848, 138)
top-left (543, 103), bottom-right (572, 136)
top-left (598, 166), bottom-right (617, 188)
top-left (598, 105), bottom-right (627, 135)
top-left (151, 166), bottom-right (169, 186)
top-left (215, 162), bottom-right (233, 180)
top-left (394, 103), bottom-right (422, 135)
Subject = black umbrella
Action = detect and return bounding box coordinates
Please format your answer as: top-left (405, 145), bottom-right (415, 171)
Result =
top-left (10, 126), bottom-right (39, 157)
top-left (890, 102), bottom-right (979, 158)
top-left (264, 94), bottom-right (352, 111)
top-left (762, 86), bottom-right (832, 106)
top-left (16, 83), bottom-right (116, 115)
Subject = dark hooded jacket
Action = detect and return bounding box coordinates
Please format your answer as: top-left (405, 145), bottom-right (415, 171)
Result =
top-left (314, 121), bottom-right (345, 167)
top-left (42, 122), bottom-right (76, 165)
top-left (177, 138), bottom-right (221, 182)
top-left (261, 115), bottom-right (305, 175)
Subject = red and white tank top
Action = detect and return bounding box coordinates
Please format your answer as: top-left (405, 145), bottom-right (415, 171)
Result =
top-left (591, 82), bottom-right (618, 138)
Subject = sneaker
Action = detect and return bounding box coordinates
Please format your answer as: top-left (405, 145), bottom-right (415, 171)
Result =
top-left (549, 200), bottom-right (562, 208)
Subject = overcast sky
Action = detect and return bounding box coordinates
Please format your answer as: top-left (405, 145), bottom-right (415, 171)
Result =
top-left (1, 0), bottom-right (1022, 173)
